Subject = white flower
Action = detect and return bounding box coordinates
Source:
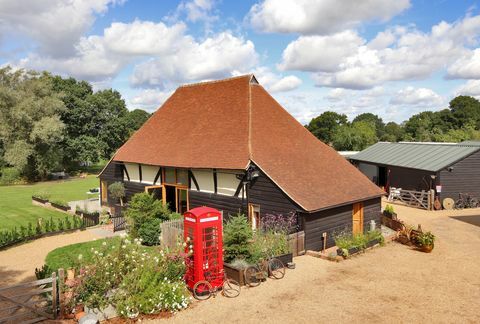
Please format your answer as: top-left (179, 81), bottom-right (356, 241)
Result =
top-left (182, 242), bottom-right (187, 247)
top-left (102, 241), bottom-right (107, 246)
top-left (78, 254), bottom-right (83, 260)
top-left (186, 237), bottom-right (191, 242)
top-left (122, 245), bottom-right (126, 249)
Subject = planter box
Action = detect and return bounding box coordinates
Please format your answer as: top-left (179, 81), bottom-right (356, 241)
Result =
top-left (51, 203), bottom-right (70, 212)
top-left (365, 238), bottom-right (381, 248)
top-left (32, 197), bottom-right (48, 204)
top-left (224, 262), bottom-right (246, 286)
top-left (383, 211), bottom-right (398, 220)
top-left (276, 253), bottom-right (293, 266)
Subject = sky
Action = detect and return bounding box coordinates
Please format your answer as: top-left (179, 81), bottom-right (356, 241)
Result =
top-left (1, 0), bottom-right (480, 124)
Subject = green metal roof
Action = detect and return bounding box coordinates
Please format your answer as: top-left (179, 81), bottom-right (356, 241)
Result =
top-left (459, 140), bottom-right (480, 146)
top-left (350, 142), bottom-right (480, 172)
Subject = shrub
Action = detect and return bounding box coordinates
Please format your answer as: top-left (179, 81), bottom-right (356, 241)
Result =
top-left (71, 238), bottom-right (189, 318)
top-left (138, 218), bottom-right (161, 246)
top-left (35, 264), bottom-right (54, 280)
top-left (262, 212), bottom-right (297, 234)
top-left (0, 167), bottom-right (22, 185)
top-left (416, 231), bottom-right (435, 247)
top-left (248, 231), bottom-right (289, 263)
top-left (384, 204), bottom-right (395, 215)
top-left (124, 192), bottom-right (171, 240)
top-left (108, 182), bottom-right (125, 206)
top-left (223, 213), bottom-right (253, 263)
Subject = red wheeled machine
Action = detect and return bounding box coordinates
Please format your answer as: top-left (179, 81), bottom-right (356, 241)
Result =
top-left (184, 207), bottom-right (223, 292)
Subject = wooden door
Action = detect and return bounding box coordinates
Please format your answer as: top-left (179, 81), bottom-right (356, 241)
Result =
top-left (248, 204), bottom-right (261, 230)
top-left (352, 202), bottom-right (364, 234)
top-left (101, 181), bottom-right (108, 204)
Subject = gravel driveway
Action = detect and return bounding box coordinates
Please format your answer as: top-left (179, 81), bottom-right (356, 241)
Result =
top-left (150, 203), bottom-right (480, 324)
top-left (0, 229), bottom-right (107, 286)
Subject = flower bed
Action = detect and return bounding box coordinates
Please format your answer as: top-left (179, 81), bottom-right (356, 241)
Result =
top-left (62, 237), bottom-right (190, 320)
top-left (32, 196), bottom-right (49, 204)
top-left (50, 199), bottom-right (71, 212)
top-left (334, 229), bottom-right (384, 258)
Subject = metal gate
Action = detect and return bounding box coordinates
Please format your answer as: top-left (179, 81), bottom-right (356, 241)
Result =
top-left (112, 215), bottom-right (127, 232)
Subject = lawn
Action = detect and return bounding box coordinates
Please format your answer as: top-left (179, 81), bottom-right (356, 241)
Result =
top-left (45, 237), bottom-right (156, 271)
top-left (0, 175), bottom-right (100, 231)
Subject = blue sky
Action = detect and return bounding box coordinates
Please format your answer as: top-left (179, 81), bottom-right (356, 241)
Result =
top-left (1, 0), bottom-right (480, 124)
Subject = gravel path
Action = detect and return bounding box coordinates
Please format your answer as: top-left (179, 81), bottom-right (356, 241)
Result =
top-left (0, 229), bottom-right (104, 286)
top-left (150, 203), bottom-right (480, 324)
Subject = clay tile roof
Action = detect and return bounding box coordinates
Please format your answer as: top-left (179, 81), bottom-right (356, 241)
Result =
top-left (113, 74), bottom-right (384, 211)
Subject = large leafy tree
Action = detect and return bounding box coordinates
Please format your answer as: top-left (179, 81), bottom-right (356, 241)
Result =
top-left (449, 96), bottom-right (480, 129)
top-left (0, 67), bottom-right (65, 179)
top-left (306, 111), bottom-right (348, 144)
top-left (332, 121), bottom-right (377, 151)
top-left (352, 113), bottom-right (385, 138)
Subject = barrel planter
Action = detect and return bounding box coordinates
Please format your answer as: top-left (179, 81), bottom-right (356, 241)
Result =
top-left (224, 263), bottom-right (246, 286)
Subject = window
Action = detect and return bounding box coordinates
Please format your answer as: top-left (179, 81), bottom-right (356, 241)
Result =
top-left (177, 169), bottom-right (188, 185)
top-left (164, 168), bottom-right (175, 184)
top-left (141, 165), bottom-right (160, 184)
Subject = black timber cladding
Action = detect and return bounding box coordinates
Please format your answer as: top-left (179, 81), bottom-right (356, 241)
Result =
top-left (248, 168), bottom-right (301, 219)
top-left (388, 165), bottom-right (435, 191)
top-left (99, 161), bottom-right (124, 206)
top-left (303, 197), bottom-right (381, 251)
top-left (438, 149), bottom-right (480, 201)
top-left (189, 191), bottom-right (244, 221)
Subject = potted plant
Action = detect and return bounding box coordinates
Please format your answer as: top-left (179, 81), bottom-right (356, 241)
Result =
top-left (383, 204), bottom-right (397, 220)
top-left (415, 231), bottom-right (435, 253)
top-left (397, 223), bottom-right (414, 245)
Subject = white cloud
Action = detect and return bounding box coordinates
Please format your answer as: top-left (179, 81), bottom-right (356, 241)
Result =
top-left (324, 88), bottom-right (346, 102)
top-left (281, 15), bottom-right (480, 89)
top-left (0, 0), bottom-right (121, 57)
top-left (103, 21), bottom-right (188, 56)
top-left (447, 48), bottom-right (480, 79)
top-left (180, 0), bottom-right (217, 23)
top-left (390, 86), bottom-right (444, 107)
top-left (130, 89), bottom-right (173, 112)
top-left (242, 67), bottom-right (302, 92)
top-left (279, 31), bottom-right (364, 72)
top-left (456, 80), bottom-right (480, 99)
top-left (130, 32), bottom-right (257, 88)
top-left (247, 0), bottom-right (410, 35)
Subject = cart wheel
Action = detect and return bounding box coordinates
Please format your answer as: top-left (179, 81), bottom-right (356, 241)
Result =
top-left (470, 198), bottom-right (479, 208)
top-left (193, 281), bottom-right (212, 300)
top-left (244, 266), bottom-right (261, 287)
top-left (268, 258), bottom-right (285, 279)
top-left (222, 278), bottom-right (240, 298)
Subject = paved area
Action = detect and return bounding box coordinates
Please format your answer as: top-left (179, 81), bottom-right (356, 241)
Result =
top-left (150, 203), bottom-right (480, 324)
top-left (0, 228), bottom-right (114, 286)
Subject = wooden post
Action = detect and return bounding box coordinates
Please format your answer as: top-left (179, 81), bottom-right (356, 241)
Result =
top-left (51, 272), bottom-right (57, 319)
top-left (427, 190), bottom-right (431, 210)
top-left (58, 268), bottom-right (65, 318)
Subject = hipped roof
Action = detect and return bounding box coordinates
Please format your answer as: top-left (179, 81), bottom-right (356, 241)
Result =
top-left (350, 142), bottom-right (480, 172)
top-left (113, 75), bottom-right (384, 211)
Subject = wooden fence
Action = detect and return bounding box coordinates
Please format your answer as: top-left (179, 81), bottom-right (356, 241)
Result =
top-left (0, 271), bottom-right (63, 323)
top-left (287, 231), bottom-right (305, 256)
top-left (82, 213), bottom-right (99, 227)
top-left (388, 188), bottom-right (435, 210)
top-left (160, 219), bottom-right (183, 249)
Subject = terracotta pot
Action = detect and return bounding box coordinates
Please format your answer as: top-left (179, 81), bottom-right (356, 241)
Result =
top-left (420, 244), bottom-right (434, 253)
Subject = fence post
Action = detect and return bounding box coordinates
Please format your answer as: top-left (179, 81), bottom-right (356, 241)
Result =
top-left (58, 268), bottom-right (65, 318)
top-left (51, 272), bottom-right (57, 319)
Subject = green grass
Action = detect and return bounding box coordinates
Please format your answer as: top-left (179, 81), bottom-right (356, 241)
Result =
top-left (45, 237), bottom-right (122, 270)
top-left (45, 237), bottom-right (156, 271)
top-left (0, 175), bottom-right (100, 231)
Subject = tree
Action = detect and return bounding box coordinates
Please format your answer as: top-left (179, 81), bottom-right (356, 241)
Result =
top-left (353, 113), bottom-right (385, 138)
top-left (123, 109), bottom-right (151, 136)
top-left (0, 67), bottom-right (66, 180)
top-left (108, 182), bottom-right (126, 206)
top-left (449, 96), bottom-right (480, 129)
top-left (382, 122), bottom-right (405, 142)
top-left (332, 121), bottom-right (377, 151)
top-left (306, 111), bottom-right (348, 144)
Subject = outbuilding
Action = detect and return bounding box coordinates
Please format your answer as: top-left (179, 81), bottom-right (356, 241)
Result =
top-left (350, 142), bottom-right (480, 206)
top-left (99, 75), bottom-right (384, 251)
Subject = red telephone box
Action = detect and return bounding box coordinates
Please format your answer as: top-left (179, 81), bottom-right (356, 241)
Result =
top-left (184, 207), bottom-right (223, 290)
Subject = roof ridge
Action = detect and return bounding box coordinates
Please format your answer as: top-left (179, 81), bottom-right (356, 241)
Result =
top-left (178, 74), bottom-right (254, 88)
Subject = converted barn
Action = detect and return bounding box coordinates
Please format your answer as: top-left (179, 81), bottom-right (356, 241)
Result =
top-left (350, 142), bottom-right (480, 206)
top-left (99, 75), bottom-right (384, 250)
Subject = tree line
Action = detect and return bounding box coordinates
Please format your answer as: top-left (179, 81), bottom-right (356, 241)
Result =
top-left (0, 67), bottom-right (150, 183)
top-left (306, 96), bottom-right (480, 151)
